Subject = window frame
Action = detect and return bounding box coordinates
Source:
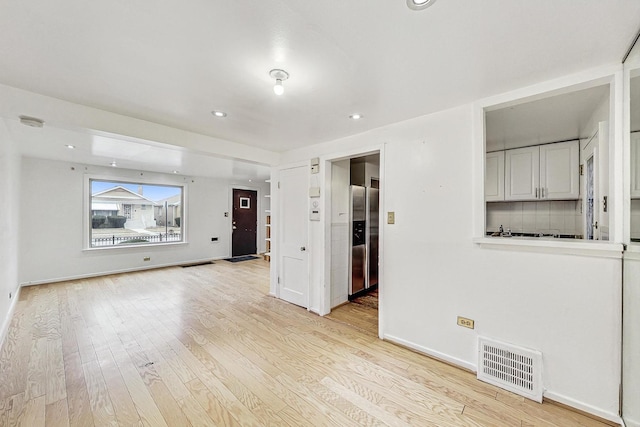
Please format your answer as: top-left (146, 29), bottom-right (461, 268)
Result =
top-left (472, 66), bottom-right (624, 257)
top-left (85, 175), bottom-right (187, 250)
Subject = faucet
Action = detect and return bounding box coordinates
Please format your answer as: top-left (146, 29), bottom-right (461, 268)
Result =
top-left (499, 225), bottom-right (512, 237)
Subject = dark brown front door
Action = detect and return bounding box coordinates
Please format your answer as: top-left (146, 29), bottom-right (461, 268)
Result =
top-left (232, 189), bottom-right (257, 256)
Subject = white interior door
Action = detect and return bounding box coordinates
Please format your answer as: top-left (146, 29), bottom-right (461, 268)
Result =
top-left (278, 166), bottom-right (309, 308)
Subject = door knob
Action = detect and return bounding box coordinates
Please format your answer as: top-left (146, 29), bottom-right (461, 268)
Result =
top-left (232, 226), bottom-right (237, 230)
top-left (300, 246), bottom-right (306, 251)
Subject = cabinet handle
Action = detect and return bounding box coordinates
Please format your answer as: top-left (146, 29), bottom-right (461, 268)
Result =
top-left (535, 188), bottom-right (539, 198)
top-left (541, 188), bottom-right (545, 198)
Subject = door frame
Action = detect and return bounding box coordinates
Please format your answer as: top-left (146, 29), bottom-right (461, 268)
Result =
top-left (322, 145), bottom-right (385, 338)
top-left (584, 133), bottom-right (600, 240)
top-left (228, 184), bottom-right (262, 258)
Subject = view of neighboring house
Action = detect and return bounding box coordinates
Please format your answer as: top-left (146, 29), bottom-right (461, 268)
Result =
top-left (91, 186), bottom-right (157, 230)
top-left (154, 194), bottom-right (182, 227)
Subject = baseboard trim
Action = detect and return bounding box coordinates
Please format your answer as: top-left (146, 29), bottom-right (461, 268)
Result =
top-left (19, 257), bottom-right (226, 287)
top-left (543, 392), bottom-right (622, 426)
top-left (0, 285), bottom-right (21, 353)
top-left (383, 334), bottom-right (622, 425)
top-left (382, 333), bottom-right (477, 373)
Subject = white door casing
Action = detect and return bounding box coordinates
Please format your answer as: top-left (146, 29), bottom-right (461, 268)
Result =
top-left (277, 166), bottom-right (309, 308)
top-left (584, 130), bottom-right (600, 240)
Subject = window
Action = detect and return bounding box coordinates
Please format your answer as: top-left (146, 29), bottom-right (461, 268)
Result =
top-left (90, 179), bottom-right (184, 248)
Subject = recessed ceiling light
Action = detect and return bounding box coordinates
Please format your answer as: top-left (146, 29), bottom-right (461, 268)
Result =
top-left (19, 115), bottom-right (45, 128)
top-left (65, 144), bottom-right (76, 149)
top-left (407, 0), bottom-right (436, 10)
top-left (349, 114), bottom-right (363, 120)
top-left (110, 161), bottom-right (117, 167)
top-left (173, 170), bottom-right (179, 174)
top-left (212, 110), bottom-right (227, 118)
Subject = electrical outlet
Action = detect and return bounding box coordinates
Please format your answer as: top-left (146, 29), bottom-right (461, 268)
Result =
top-left (457, 316), bottom-right (475, 329)
top-left (143, 257), bottom-right (151, 261)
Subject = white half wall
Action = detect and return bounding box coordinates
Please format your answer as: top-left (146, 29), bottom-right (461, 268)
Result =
top-left (277, 103), bottom-right (623, 420)
top-left (19, 157), bottom-right (268, 285)
top-left (0, 121), bottom-right (21, 344)
top-left (623, 250), bottom-right (640, 427)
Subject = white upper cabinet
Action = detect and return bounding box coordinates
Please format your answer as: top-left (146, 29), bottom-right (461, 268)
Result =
top-left (540, 140), bottom-right (580, 199)
top-left (504, 140), bottom-right (579, 201)
top-left (505, 146), bottom-right (540, 200)
top-left (632, 133), bottom-right (640, 199)
top-left (485, 151), bottom-right (505, 201)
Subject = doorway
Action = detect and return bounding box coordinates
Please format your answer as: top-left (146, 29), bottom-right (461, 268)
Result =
top-left (326, 153), bottom-right (380, 336)
top-left (232, 188), bottom-right (257, 256)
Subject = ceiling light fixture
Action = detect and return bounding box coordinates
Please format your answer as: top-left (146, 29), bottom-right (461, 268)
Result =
top-left (19, 115), bottom-right (45, 128)
top-left (406, 0), bottom-right (437, 11)
top-left (65, 144), bottom-right (76, 149)
top-left (110, 161), bottom-right (117, 167)
top-left (173, 170), bottom-right (179, 174)
top-left (349, 114), bottom-right (363, 120)
top-left (212, 110), bottom-right (227, 118)
top-left (269, 69), bottom-right (289, 96)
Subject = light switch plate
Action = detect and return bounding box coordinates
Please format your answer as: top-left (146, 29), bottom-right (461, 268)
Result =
top-left (387, 212), bottom-right (395, 224)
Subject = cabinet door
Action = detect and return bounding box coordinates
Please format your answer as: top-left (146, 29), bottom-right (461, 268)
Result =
top-left (505, 146), bottom-right (539, 200)
top-left (485, 151), bottom-right (505, 201)
top-left (632, 133), bottom-right (640, 198)
top-left (540, 140), bottom-right (579, 199)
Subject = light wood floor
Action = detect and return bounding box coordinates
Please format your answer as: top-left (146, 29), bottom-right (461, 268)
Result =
top-left (327, 296), bottom-right (378, 337)
top-left (0, 258), bottom-right (613, 426)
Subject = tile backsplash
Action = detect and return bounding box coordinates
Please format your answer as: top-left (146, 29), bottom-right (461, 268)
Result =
top-left (486, 200), bottom-right (582, 236)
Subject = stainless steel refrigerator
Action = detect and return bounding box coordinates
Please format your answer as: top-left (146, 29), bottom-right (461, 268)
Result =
top-left (349, 185), bottom-right (379, 296)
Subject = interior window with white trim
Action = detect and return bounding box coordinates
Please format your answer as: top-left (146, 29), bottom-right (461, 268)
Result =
top-left (484, 84), bottom-right (611, 241)
top-left (90, 179), bottom-right (184, 247)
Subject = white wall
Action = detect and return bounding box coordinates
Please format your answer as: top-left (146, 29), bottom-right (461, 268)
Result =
top-left (19, 157), bottom-right (268, 284)
top-left (277, 103), bottom-right (622, 421)
top-left (0, 123), bottom-right (21, 344)
top-left (331, 159), bottom-right (350, 308)
top-left (623, 251), bottom-right (640, 427)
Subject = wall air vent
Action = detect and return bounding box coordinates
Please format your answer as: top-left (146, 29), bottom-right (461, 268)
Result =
top-left (477, 337), bottom-right (543, 402)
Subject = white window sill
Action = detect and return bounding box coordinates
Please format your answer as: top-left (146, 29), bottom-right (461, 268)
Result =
top-left (473, 236), bottom-right (624, 259)
top-left (83, 241), bottom-right (188, 252)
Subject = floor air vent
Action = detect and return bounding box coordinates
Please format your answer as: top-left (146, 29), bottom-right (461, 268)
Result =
top-left (477, 337), bottom-right (543, 402)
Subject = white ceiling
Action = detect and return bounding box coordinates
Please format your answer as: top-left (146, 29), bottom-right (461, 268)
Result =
top-left (1, 0), bottom-right (639, 158)
top-left (485, 85), bottom-right (610, 152)
top-left (3, 118), bottom-right (271, 181)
